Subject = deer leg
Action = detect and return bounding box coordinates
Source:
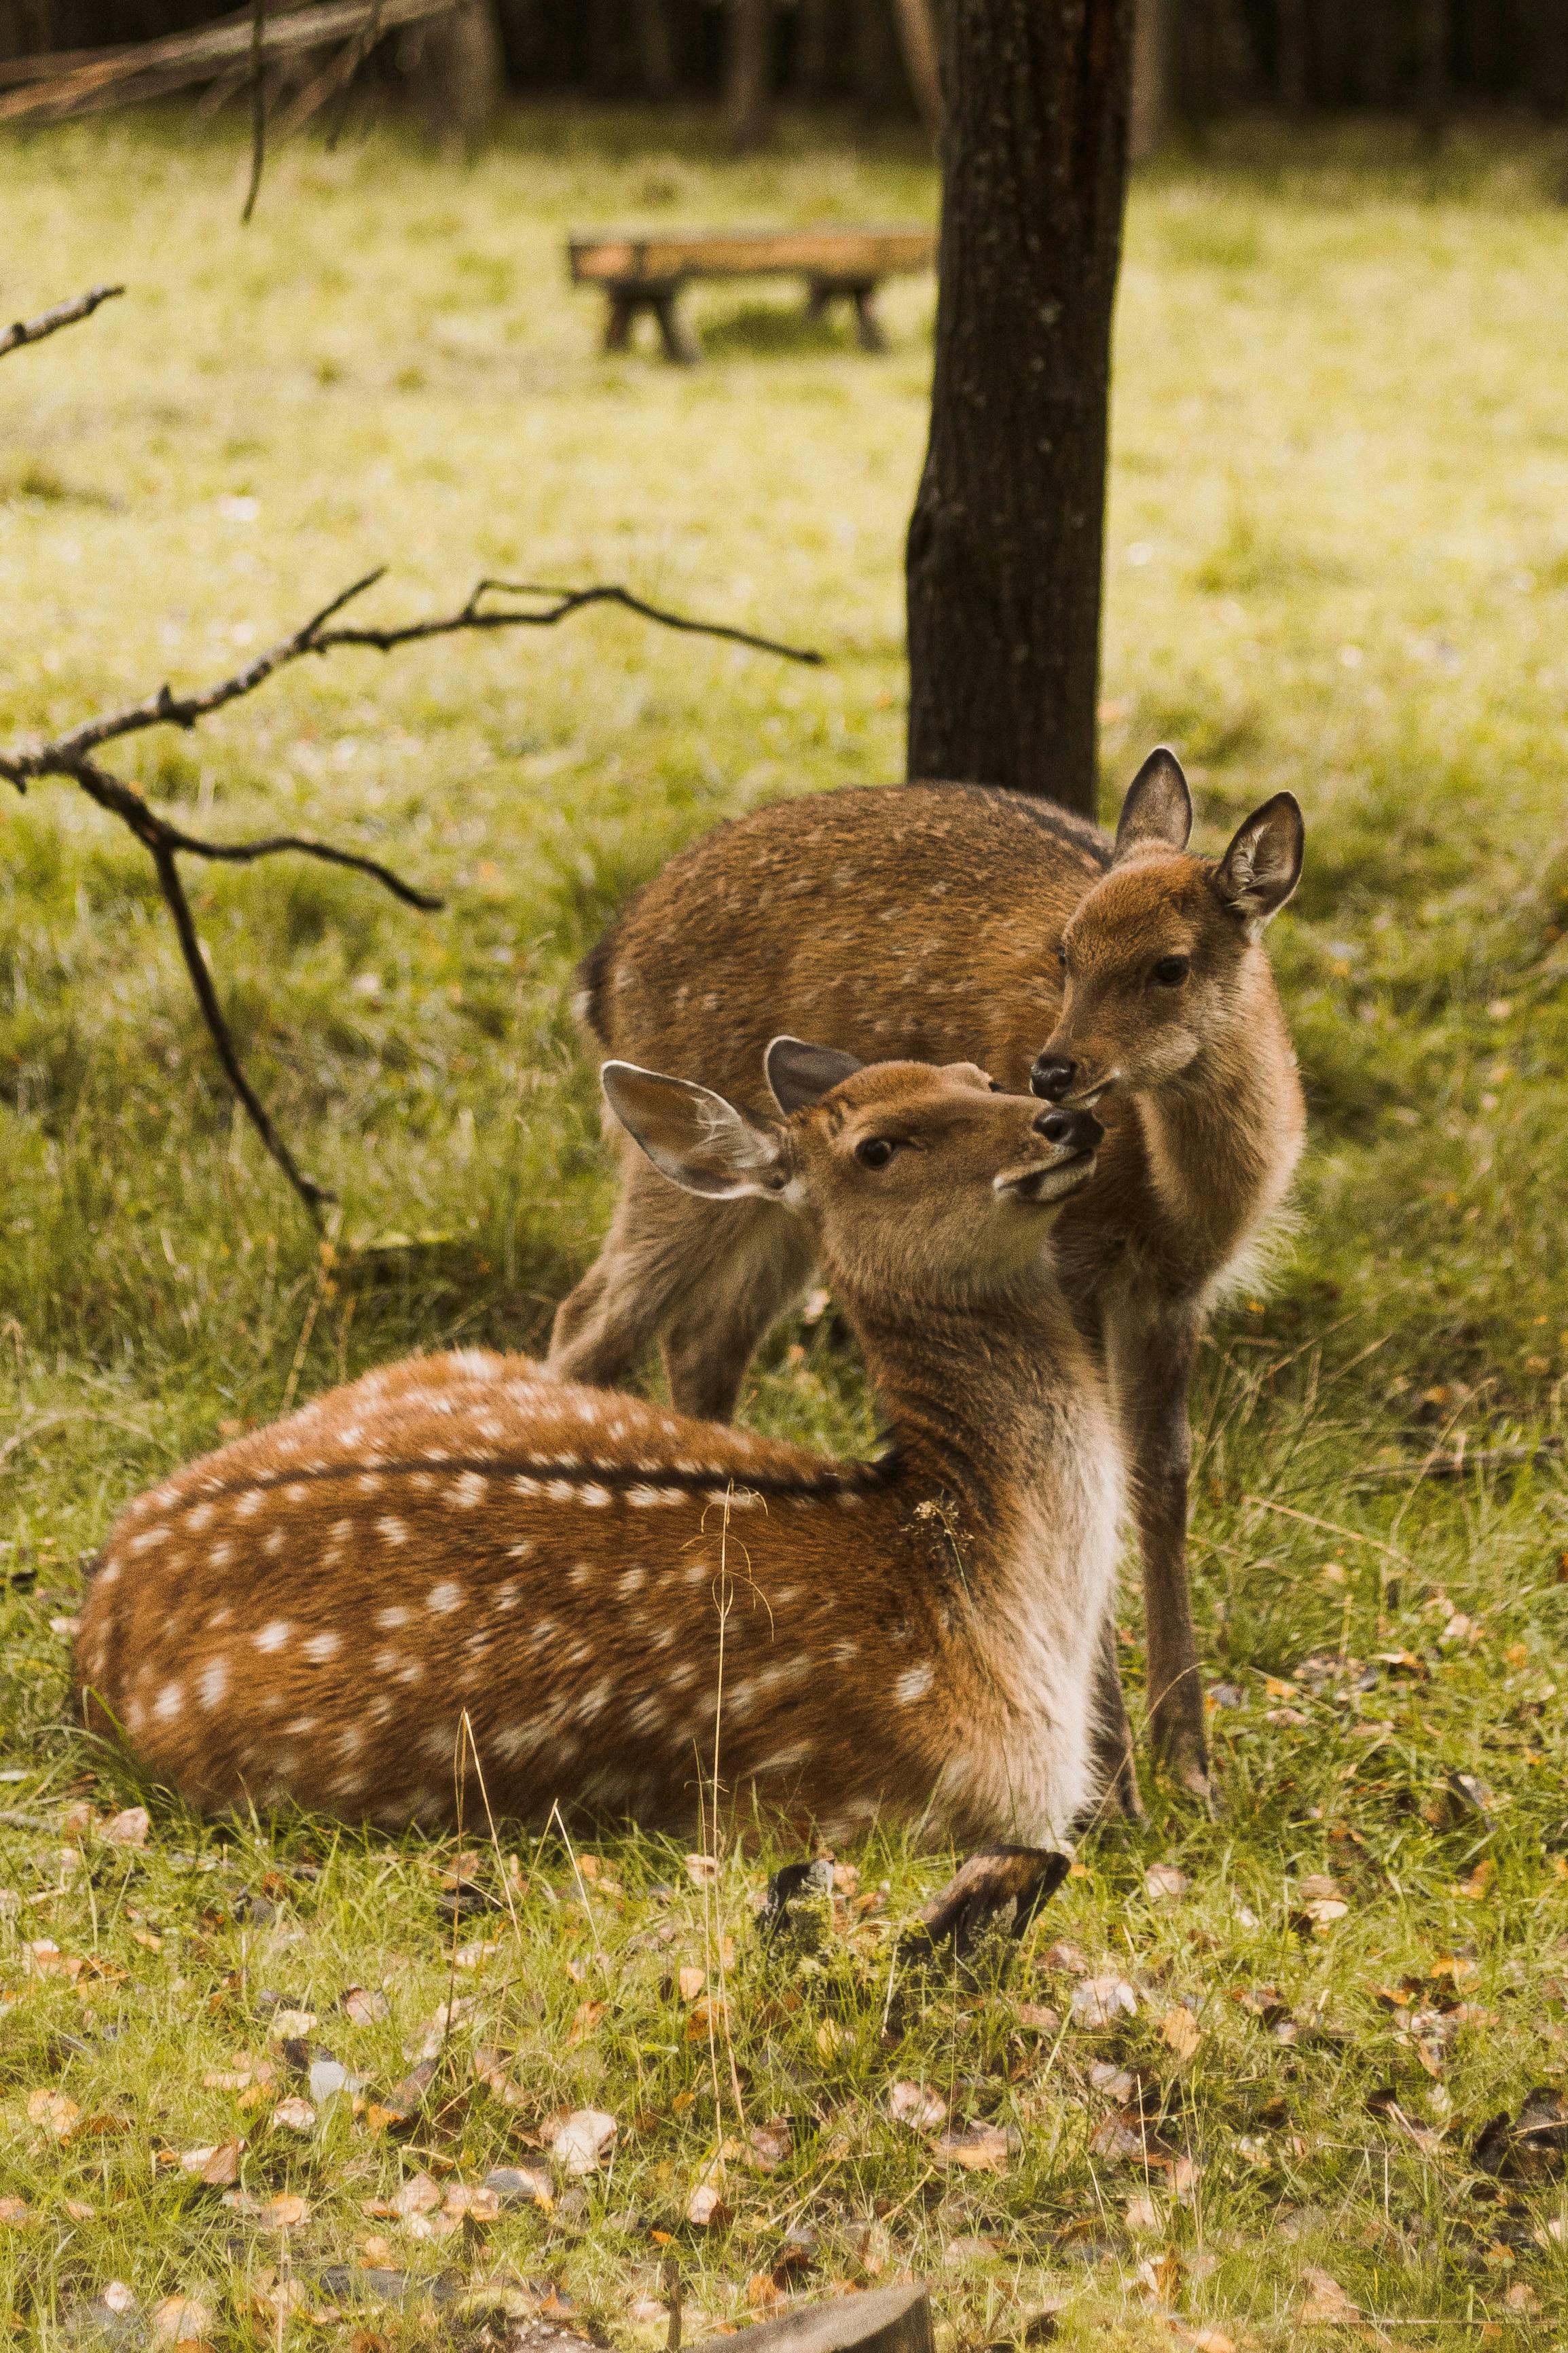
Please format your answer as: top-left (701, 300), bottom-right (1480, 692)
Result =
top-left (1115, 1314), bottom-right (1211, 1804)
top-left (1087, 1610), bottom-right (1144, 1822)
top-left (548, 1160), bottom-right (716, 1391)
top-left (661, 1209), bottom-right (815, 1422)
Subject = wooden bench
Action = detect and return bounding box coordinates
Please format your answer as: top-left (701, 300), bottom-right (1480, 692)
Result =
top-left (567, 228), bottom-right (936, 364)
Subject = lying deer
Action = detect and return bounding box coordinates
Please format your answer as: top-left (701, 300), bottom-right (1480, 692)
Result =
top-left (75, 1052), bottom-right (1120, 1844)
top-left (549, 753), bottom-right (1306, 1806)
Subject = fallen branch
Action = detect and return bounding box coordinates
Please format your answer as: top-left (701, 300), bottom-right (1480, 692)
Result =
top-left (1350, 1438), bottom-right (1564, 1490)
top-left (0, 285), bottom-right (124, 361)
top-left (1, 570), bottom-right (822, 1220)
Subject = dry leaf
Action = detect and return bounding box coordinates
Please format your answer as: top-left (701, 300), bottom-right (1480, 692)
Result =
top-left (687, 2176), bottom-right (729, 2227)
top-left (63, 2200), bottom-right (95, 2222)
top-left (1041, 1940), bottom-right (1089, 1974)
top-left (567, 1998), bottom-right (606, 2045)
top-left (744, 2120), bottom-right (792, 2172)
top-left (408, 1995), bottom-right (475, 2060)
top-left (1299, 2267), bottom-right (1358, 2324)
top-left (1456, 1858), bottom-right (1495, 1901)
top-left (24, 1940), bottom-right (82, 1979)
top-left (204, 2060), bottom-right (275, 2094)
top-left (815, 2018), bottom-right (843, 2059)
top-left (1135, 2250), bottom-right (1182, 2303)
top-left (454, 1939), bottom-right (499, 1970)
top-left (342, 1985), bottom-right (391, 2026)
top-left (552, 2107), bottom-right (617, 2176)
top-left (149, 2294), bottom-right (215, 2346)
top-left (104, 1806), bottom-right (150, 1846)
top-left (226, 2191), bottom-right (308, 2229)
top-left (1071, 1975), bottom-right (1137, 2027)
top-left (272, 2096), bottom-right (316, 2132)
top-left (888, 2079), bottom-right (948, 2133)
top-left (442, 2182), bottom-right (499, 2222)
top-left (677, 1966), bottom-right (707, 2002)
top-left (685, 1852), bottom-right (718, 1884)
top-left (473, 2047), bottom-right (529, 2107)
top-left (747, 2272), bottom-right (784, 2309)
top-left (268, 2009), bottom-right (318, 2041)
top-left (1298, 1875), bottom-right (1342, 1903)
top-left (178, 2140), bottom-right (242, 2185)
top-left (1160, 2004), bottom-right (1202, 2062)
top-left (631, 2298), bottom-right (671, 2325)
top-left (390, 2172), bottom-right (443, 2217)
top-left (1145, 1865), bottom-right (1188, 1904)
top-left (932, 2122), bottom-right (1017, 2171)
top-left (1504, 2284), bottom-right (1541, 2315)
top-left (1125, 2193), bottom-right (1161, 2233)
top-left (483, 2164), bottom-right (554, 2211)
top-left (27, 2089), bottom-right (80, 2139)
top-left (0, 2197), bottom-right (34, 2226)
top-left (1016, 2002), bottom-right (1061, 2033)
top-left (1090, 2111), bottom-right (1147, 2161)
top-left (130, 1927), bottom-right (163, 1952)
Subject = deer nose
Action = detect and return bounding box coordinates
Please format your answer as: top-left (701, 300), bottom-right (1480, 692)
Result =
top-left (1033, 1107), bottom-right (1103, 1153)
top-left (1030, 1054), bottom-right (1076, 1101)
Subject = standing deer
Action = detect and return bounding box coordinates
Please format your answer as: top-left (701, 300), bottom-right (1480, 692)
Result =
top-left (548, 753), bottom-right (1306, 1806)
top-left (75, 1054), bottom-right (1121, 1844)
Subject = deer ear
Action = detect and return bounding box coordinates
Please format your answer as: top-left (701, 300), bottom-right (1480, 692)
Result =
top-left (601, 1064), bottom-right (788, 1200)
top-left (1113, 747), bottom-right (1193, 863)
top-left (1214, 792), bottom-right (1305, 935)
top-left (765, 1037), bottom-right (864, 1116)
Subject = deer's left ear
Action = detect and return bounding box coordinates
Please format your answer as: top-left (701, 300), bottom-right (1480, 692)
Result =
top-left (1113, 747), bottom-right (1193, 863)
top-left (765, 1037), bottom-right (863, 1115)
top-left (1214, 792), bottom-right (1305, 936)
top-left (602, 1064), bottom-right (790, 1200)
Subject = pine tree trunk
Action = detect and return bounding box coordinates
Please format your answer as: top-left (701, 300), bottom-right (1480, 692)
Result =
top-left (905, 0), bottom-right (1134, 814)
top-left (727, 0), bottom-right (771, 147)
top-left (890, 0), bottom-right (943, 134)
top-left (1129, 0), bottom-right (1168, 155)
top-left (635, 0), bottom-right (675, 95)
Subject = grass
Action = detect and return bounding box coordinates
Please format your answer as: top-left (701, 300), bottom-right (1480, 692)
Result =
top-left (3, 99), bottom-right (1568, 2349)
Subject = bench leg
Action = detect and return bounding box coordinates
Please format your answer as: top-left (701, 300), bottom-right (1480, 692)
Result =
top-left (604, 291), bottom-right (636, 354)
top-left (850, 282), bottom-right (886, 353)
top-left (651, 290), bottom-right (701, 365)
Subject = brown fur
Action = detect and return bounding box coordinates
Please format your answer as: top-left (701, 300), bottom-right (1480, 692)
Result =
top-left (75, 1064), bottom-right (1123, 1844)
top-left (547, 759), bottom-right (1306, 1801)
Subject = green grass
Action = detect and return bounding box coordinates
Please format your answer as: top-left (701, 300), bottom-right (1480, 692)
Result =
top-left (3, 103), bottom-right (1568, 2348)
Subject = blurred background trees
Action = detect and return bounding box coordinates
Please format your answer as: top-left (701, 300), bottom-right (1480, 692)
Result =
top-left (1, 0), bottom-right (1564, 126)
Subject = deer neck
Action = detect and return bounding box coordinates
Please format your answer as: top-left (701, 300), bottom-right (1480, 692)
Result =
top-left (1133, 960), bottom-right (1305, 1288)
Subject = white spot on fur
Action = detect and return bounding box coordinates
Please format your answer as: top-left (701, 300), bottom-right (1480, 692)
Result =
top-left (304, 1632), bottom-right (340, 1663)
top-left (235, 1492), bottom-right (262, 1520)
top-left (263, 1528), bottom-right (286, 1556)
top-left (895, 1663), bottom-right (934, 1705)
top-left (154, 1681), bottom-right (183, 1720)
top-left (185, 1503), bottom-right (215, 1532)
top-left (450, 1471), bottom-right (488, 1509)
top-left (130, 1526), bottom-right (170, 1553)
top-left (617, 1566), bottom-right (646, 1596)
top-left (255, 1621), bottom-right (291, 1653)
top-left (427, 1580), bottom-right (462, 1613)
top-left (376, 1605), bottom-right (409, 1630)
top-left (200, 1658), bottom-right (229, 1709)
top-left (579, 1483), bottom-right (611, 1507)
top-left (376, 1515), bottom-right (407, 1546)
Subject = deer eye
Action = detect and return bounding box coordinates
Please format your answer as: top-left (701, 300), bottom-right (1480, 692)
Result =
top-left (855, 1138), bottom-right (897, 1170)
top-left (1152, 954), bottom-right (1190, 987)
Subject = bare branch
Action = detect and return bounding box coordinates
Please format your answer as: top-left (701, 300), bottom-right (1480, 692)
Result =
top-left (2, 564), bottom-right (818, 1219)
top-left (241, 0), bottom-right (267, 224)
top-left (0, 284), bottom-right (124, 361)
top-left (0, 569), bottom-right (820, 783)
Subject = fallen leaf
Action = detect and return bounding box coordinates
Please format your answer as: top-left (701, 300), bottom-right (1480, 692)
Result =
top-left (1090, 2110), bottom-right (1147, 2161)
top-left (747, 2272), bottom-right (784, 2308)
top-left (1298, 1874), bottom-right (1343, 1903)
top-left (743, 2119), bottom-right (792, 2171)
top-left (1160, 2005), bottom-right (1202, 2063)
top-left (27, 2089), bottom-right (80, 2139)
top-left (454, 1939), bottom-right (499, 1970)
top-left (943, 2234), bottom-right (999, 2264)
top-left (677, 1966), bottom-right (707, 2002)
top-left (1040, 1940), bottom-right (1089, 1975)
top-left (552, 2107), bottom-right (617, 2176)
top-left (1135, 2250), bottom-right (1181, 2303)
top-left (1456, 1858), bottom-right (1495, 1902)
top-left (63, 2199), bottom-right (95, 2222)
top-left (1300, 1898), bottom-right (1349, 1928)
top-left (888, 2079), bottom-right (948, 2133)
top-left (367, 2056), bottom-right (437, 2130)
top-left (687, 2178), bottom-right (729, 2227)
top-left (567, 1998), bottom-right (606, 2045)
top-left (443, 2181), bottom-right (499, 2222)
top-left (932, 2121), bottom-right (1018, 2171)
top-left (23, 1940), bottom-right (82, 1980)
top-left (179, 2140), bottom-right (242, 2186)
top-left (473, 2047), bottom-right (528, 2108)
top-left (223, 2191), bottom-right (308, 2229)
top-left (149, 2293), bottom-right (215, 2346)
top-left (1071, 1975), bottom-right (1138, 2027)
top-left (1504, 2283), bottom-right (1541, 2315)
top-left (342, 1985), bottom-right (391, 2026)
top-left (268, 2008), bottom-right (318, 2041)
top-left (815, 2017), bottom-right (843, 2059)
top-left (390, 2172), bottom-right (443, 2217)
top-left (1125, 2193), bottom-right (1161, 2233)
top-left (104, 1806), bottom-right (150, 1847)
top-left (1145, 1865), bottom-right (1188, 1904)
top-left (483, 2164), bottom-right (554, 2210)
top-left (130, 1927), bottom-right (164, 1952)
top-left (1299, 2267), bottom-right (1358, 2324)
top-left (685, 1852), bottom-right (718, 1885)
top-left (1016, 2002), bottom-right (1061, 2033)
top-left (272, 2096), bottom-right (316, 2132)
top-left (0, 2197), bottom-right (33, 2226)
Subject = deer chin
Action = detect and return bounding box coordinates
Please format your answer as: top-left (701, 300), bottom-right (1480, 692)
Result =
top-left (994, 1151), bottom-right (1098, 1206)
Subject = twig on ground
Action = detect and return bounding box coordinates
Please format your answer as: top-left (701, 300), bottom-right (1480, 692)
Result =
top-left (0, 285), bottom-right (124, 360)
top-left (1, 569), bottom-right (821, 1220)
top-left (1351, 1437), bottom-right (1563, 1488)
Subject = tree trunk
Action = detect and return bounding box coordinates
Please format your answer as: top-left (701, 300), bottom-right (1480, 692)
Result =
top-left (889, 0), bottom-right (942, 134)
top-left (1276, 0), bottom-right (1308, 113)
top-left (905, 0), bottom-right (1135, 814)
top-left (727, 0), bottom-right (771, 147)
top-left (412, 0), bottom-right (505, 143)
top-left (1417, 0), bottom-right (1446, 141)
top-left (1129, 0), bottom-right (1168, 155)
top-left (634, 0), bottom-right (675, 95)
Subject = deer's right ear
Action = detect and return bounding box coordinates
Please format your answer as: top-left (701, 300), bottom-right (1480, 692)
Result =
top-left (601, 1063), bottom-right (789, 1200)
top-left (1113, 747), bottom-right (1193, 863)
top-left (765, 1037), bottom-right (863, 1115)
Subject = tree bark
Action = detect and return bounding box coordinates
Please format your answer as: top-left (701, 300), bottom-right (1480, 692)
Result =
top-left (1417, 0), bottom-right (1446, 142)
top-left (634, 0), bottom-right (674, 95)
top-left (889, 0), bottom-right (942, 135)
top-left (412, 0), bottom-right (504, 143)
top-left (726, 0), bottom-right (771, 147)
top-left (905, 0), bottom-right (1134, 815)
top-left (1128, 0), bottom-right (1167, 155)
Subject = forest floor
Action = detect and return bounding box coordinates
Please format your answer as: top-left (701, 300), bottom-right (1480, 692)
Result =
top-left (3, 102), bottom-right (1568, 2351)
